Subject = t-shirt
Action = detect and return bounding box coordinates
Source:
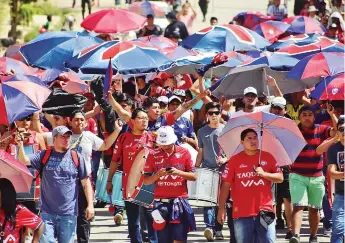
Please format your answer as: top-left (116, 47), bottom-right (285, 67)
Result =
top-left (173, 117), bottom-right (195, 144)
top-left (28, 149), bottom-right (88, 216)
top-left (144, 146), bottom-right (194, 199)
top-left (228, 105), bottom-right (270, 119)
top-left (111, 132), bottom-right (156, 197)
top-left (222, 151), bottom-right (280, 218)
top-left (46, 131), bottom-right (104, 174)
top-left (327, 141), bottom-right (344, 195)
top-left (197, 124), bottom-right (225, 169)
top-left (291, 124), bottom-right (331, 177)
top-left (266, 4), bottom-right (287, 18)
top-left (286, 103), bottom-right (304, 124)
top-left (0, 205), bottom-right (42, 243)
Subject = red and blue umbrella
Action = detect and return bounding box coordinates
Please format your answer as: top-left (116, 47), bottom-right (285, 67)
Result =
top-left (252, 20), bottom-right (290, 43)
top-left (233, 11), bottom-right (276, 29)
top-left (3, 44), bottom-right (27, 64)
top-left (66, 40), bottom-right (173, 75)
top-left (0, 57), bottom-right (34, 75)
top-left (20, 31), bottom-right (104, 70)
top-left (275, 37), bottom-right (344, 60)
top-left (180, 24), bottom-right (271, 52)
top-left (0, 74), bottom-right (51, 124)
top-left (310, 73), bottom-right (344, 100)
top-left (282, 16), bottom-right (327, 35)
top-left (286, 52), bottom-right (345, 87)
top-left (81, 8), bottom-right (147, 34)
top-left (128, 1), bottom-right (165, 17)
top-left (133, 35), bottom-right (177, 52)
top-left (268, 33), bottom-right (322, 51)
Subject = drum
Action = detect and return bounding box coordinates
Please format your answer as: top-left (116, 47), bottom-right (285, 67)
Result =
top-left (126, 148), bottom-right (155, 208)
top-left (95, 168), bottom-right (124, 207)
top-left (10, 145), bottom-right (40, 202)
top-left (187, 168), bottom-right (220, 207)
top-left (180, 143), bottom-right (197, 166)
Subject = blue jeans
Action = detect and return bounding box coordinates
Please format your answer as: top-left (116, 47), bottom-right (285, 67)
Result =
top-left (233, 215), bottom-right (276, 243)
top-left (91, 150), bottom-right (101, 185)
top-left (323, 165), bottom-right (332, 229)
top-left (125, 201), bottom-right (157, 243)
top-left (40, 212), bottom-right (77, 243)
top-left (331, 194), bottom-right (344, 243)
top-left (204, 207), bottom-right (223, 232)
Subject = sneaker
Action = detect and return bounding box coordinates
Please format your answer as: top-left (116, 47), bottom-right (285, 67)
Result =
top-left (214, 231), bottom-right (224, 240)
top-left (204, 228), bottom-right (214, 242)
top-left (323, 228), bottom-right (332, 236)
top-left (285, 230), bottom-right (293, 240)
top-left (309, 235), bottom-right (318, 243)
top-left (276, 218), bottom-right (285, 229)
top-left (94, 200), bottom-right (107, 208)
top-left (289, 234), bottom-right (300, 243)
top-left (114, 213), bottom-right (123, 226)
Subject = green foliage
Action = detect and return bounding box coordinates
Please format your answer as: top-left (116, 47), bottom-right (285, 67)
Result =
top-left (23, 25), bottom-right (39, 42)
top-left (0, 0), bottom-right (9, 27)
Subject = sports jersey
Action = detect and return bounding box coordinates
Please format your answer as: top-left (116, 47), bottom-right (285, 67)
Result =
top-left (145, 145), bottom-right (194, 199)
top-left (222, 151), bottom-right (280, 218)
top-left (111, 131), bottom-right (156, 197)
top-left (0, 205), bottom-right (42, 243)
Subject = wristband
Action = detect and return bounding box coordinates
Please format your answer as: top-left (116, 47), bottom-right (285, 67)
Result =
top-left (107, 181), bottom-right (112, 183)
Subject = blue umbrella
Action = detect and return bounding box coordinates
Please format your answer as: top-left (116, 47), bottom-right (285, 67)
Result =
top-left (66, 40), bottom-right (173, 75)
top-left (20, 31), bottom-right (104, 70)
top-left (267, 33), bottom-right (322, 51)
top-left (218, 111), bottom-right (307, 166)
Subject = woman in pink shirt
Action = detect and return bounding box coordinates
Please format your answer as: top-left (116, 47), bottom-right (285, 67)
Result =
top-left (177, 2), bottom-right (197, 35)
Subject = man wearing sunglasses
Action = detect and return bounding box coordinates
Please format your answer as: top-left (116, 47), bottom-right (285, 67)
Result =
top-left (196, 102), bottom-right (227, 241)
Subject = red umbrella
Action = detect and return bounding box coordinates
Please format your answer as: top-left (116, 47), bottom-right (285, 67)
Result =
top-left (0, 57), bottom-right (34, 75)
top-left (81, 8), bottom-right (147, 33)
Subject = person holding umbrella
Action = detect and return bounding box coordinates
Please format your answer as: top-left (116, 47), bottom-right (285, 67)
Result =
top-left (0, 178), bottom-right (44, 243)
top-left (217, 128), bottom-right (283, 243)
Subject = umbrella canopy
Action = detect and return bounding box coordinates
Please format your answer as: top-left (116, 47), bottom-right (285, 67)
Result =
top-left (310, 73), bottom-right (344, 100)
top-left (163, 46), bottom-right (197, 60)
top-left (233, 11), bottom-right (276, 29)
top-left (0, 57), bottom-right (34, 75)
top-left (133, 35), bottom-right (177, 52)
top-left (218, 111), bottom-right (307, 167)
top-left (0, 74), bottom-right (51, 124)
top-left (285, 52), bottom-right (345, 87)
top-left (252, 20), bottom-right (290, 43)
top-left (180, 24), bottom-right (271, 52)
top-left (267, 33), bottom-right (322, 51)
top-left (128, 1), bottom-right (165, 17)
top-left (81, 8), bottom-right (147, 33)
top-left (20, 31), bottom-right (104, 70)
top-left (66, 40), bottom-right (173, 75)
top-left (0, 150), bottom-right (33, 193)
top-left (282, 16), bottom-right (327, 34)
top-left (275, 37), bottom-right (344, 60)
top-left (3, 44), bottom-right (27, 63)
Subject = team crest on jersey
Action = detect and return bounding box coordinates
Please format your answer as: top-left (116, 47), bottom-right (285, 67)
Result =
top-left (175, 153), bottom-right (182, 158)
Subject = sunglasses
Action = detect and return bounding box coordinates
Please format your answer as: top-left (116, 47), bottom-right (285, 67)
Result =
top-left (207, 111), bottom-right (220, 116)
top-left (338, 126), bottom-right (344, 132)
top-left (19, 116), bottom-right (32, 121)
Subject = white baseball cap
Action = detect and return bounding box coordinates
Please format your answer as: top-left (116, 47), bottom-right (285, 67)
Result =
top-left (156, 126), bottom-right (177, 145)
top-left (271, 97), bottom-right (287, 109)
top-left (158, 96), bottom-right (168, 104)
top-left (243, 87), bottom-right (258, 96)
top-left (168, 95), bottom-right (182, 104)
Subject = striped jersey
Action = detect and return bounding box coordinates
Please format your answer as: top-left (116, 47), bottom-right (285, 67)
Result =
top-left (291, 124), bottom-right (332, 177)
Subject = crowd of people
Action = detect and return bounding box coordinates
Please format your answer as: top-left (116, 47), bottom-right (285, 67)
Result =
top-left (0, 0), bottom-right (344, 243)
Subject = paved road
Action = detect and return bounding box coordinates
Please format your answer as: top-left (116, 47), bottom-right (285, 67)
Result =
top-left (89, 207), bottom-right (330, 242)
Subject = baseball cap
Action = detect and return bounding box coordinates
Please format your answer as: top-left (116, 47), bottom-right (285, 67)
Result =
top-left (244, 86), bottom-right (258, 96)
top-left (173, 89), bottom-right (186, 97)
top-left (271, 97), bottom-right (287, 109)
top-left (52, 126), bottom-right (72, 137)
top-left (168, 95), bottom-right (182, 104)
top-left (157, 96), bottom-right (168, 104)
top-left (299, 105), bottom-right (316, 115)
top-left (156, 126), bottom-right (177, 145)
top-left (151, 206), bottom-right (169, 231)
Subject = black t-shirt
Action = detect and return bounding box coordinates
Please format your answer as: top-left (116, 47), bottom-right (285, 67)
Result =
top-left (327, 141), bottom-right (344, 195)
top-left (138, 25), bottom-right (163, 37)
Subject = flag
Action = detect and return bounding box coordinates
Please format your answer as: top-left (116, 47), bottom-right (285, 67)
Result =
top-left (104, 59), bottom-right (113, 99)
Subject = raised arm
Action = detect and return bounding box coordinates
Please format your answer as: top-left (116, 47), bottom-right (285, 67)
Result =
top-left (108, 92), bottom-right (131, 123)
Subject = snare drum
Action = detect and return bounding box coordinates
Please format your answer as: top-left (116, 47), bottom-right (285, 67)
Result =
top-left (10, 145), bottom-right (40, 202)
top-left (187, 168), bottom-right (220, 207)
top-left (95, 168), bottom-right (124, 207)
top-left (125, 148), bottom-right (155, 208)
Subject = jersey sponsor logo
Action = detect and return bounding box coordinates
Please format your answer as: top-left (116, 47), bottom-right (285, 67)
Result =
top-left (174, 153), bottom-right (182, 158)
top-left (241, 179), bottom-right (265, 187)
top-left (237, 171), bottom-right (258, 179)
top-left (159, 174), bottom-right (180, 180)
top-left (239, 164), bottom-right (247, 168)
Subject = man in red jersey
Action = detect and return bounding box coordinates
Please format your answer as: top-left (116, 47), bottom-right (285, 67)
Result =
top-left (106, 107), bottom-right (157, 243)
top-left (144, 126), bottom-right (197, 243)
top-left (217, 128), bottom-right (283, 243)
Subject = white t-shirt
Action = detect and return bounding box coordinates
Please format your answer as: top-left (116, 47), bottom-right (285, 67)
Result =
top-left (46, 131), bottom-right (104, 174)
top-left (228, 105), bottom-right (270, 119)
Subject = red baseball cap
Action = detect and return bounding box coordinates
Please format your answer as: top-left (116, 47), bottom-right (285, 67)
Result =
top-left (151, 208), bottom-right (168, 231)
